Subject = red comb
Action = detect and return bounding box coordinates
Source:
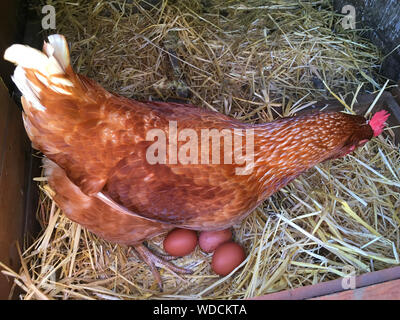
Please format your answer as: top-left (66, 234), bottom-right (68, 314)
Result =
top-left (369, 110), bottom-right (390, 137)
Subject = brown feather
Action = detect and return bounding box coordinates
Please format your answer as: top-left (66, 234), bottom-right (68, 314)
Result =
top-left (44, 159), bottom-right (172, 244)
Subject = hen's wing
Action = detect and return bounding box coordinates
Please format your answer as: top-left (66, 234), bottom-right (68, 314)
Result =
top-left (104, 151), bottom-right (260, 230)
top-left (44, 159), bottom-right (172, 244)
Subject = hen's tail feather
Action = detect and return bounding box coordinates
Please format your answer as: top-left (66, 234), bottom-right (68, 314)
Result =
top-left (4, 34), bottom-right (74, 111)
top-left (46, 34), bottom-right (70, 71)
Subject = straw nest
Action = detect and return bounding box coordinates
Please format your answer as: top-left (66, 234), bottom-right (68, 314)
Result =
top-left (1, 0), bottom-right (399, 299)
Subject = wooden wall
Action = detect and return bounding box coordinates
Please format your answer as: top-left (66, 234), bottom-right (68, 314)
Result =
top-left (0, 0), bottom-right (38, 299)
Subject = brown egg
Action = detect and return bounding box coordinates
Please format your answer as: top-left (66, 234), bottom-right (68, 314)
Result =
top-left (199, 229), bottom-right (232, 253)
top-left (211, 242), bottom-right (245, 276)
top-left (163, 228), bottom-right (198, 257)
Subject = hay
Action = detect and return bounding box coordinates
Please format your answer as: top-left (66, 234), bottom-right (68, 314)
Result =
top-left (1, 0), bottom-right (399, 299)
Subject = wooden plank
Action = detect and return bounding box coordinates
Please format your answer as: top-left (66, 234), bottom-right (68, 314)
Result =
top-left (0, 0), bottom-right (22, 89)
top-left (0, 78), bottom-right (30, 299)
top-left (311, 279), bottom-right (400, 300)
top-left (252, 266), bottom-right (400, 300)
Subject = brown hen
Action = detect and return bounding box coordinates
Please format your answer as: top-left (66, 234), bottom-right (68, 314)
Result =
top-left (4, 35), bottom-right (389, 289)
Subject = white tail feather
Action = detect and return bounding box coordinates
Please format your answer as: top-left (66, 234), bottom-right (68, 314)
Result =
top-left (13, 66), bottom-right (45, 111)
top-left (4, 43), bottom-right (64, 76)
top-left (47, 34), bottom-right (70, 71)
top-left (4, 34), bottom-right (73, 111)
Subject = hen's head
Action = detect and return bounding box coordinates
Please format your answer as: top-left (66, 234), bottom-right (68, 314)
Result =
top-left (331, 110), bottom-right (389, 159)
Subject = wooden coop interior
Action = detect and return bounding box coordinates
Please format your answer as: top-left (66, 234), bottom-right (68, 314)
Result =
top-left (0, 0), bottom-right (399, 300)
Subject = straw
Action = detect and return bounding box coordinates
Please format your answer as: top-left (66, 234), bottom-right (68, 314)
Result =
top-left (1, 0), bottom-right (398, 300)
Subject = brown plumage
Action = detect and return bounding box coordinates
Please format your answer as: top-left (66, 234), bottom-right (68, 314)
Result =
top-left (4, 35), bottom-right (389, 289)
